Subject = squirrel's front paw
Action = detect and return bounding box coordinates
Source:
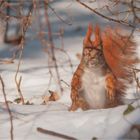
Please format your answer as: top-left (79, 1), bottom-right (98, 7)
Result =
top-left (69, 103), bottom-right (79, 111)
top-left (69, 98), bottom-right (89, 111)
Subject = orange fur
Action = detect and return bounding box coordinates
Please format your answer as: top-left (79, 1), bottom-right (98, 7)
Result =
top-left (92, 25), bottom-right (101, 47)
top-left (69, 24), bottom-right (137, 111)
top-left (83, 23), bottom-right (93, 47)
top-left (102, 28), bottom-right (136, 79)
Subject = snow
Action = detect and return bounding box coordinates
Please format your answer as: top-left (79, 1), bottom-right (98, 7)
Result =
top-left (0, 1), bottom-right (140, 140)
top-left (0, 103), bottom-right (140, 140)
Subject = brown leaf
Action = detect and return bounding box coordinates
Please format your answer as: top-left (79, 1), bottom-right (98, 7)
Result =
top-left (42, 95), bottom-right (50, 104)
top-left (0, 59), bottom-right (14, 64)
top-left (49, 90), bottom-right (60, 101)
top-left (14, 98), bottom-right (22, 104)
top-left (123, 104), bottom-right (135, 115)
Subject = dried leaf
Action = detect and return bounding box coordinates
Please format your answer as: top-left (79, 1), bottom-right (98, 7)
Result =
top-left (25, 101), bottom-right (33, 105)
top-left (42, 95), bottom-right (50, 104)
top-left (42, 91), bottom-right (60, 105)
top-left (0, 59), bottom-right (14, 64)
top-left (49, 90), bottom-right (60, 101)
top-left (14, 98), bottom-right (22, 104)
top-left (123, 104), bottom-right (135, 115)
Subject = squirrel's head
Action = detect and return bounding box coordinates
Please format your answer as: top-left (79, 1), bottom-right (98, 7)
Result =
top-left (83, 23), bottom-right (104, 68)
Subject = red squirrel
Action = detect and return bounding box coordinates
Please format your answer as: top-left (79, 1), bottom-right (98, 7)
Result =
top-left (70, 24), bottom-right (137, 111)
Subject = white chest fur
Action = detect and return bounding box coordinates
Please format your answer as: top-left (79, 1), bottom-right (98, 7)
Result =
top-left (81, 68), bottom-right (106, 109)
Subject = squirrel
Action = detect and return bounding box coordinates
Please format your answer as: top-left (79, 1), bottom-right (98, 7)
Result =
top-left (69, 23), bottom-right (137, 111)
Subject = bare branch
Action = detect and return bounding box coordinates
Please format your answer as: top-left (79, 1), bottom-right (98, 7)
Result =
top-left (47, 4), bottom-right (72, 25)
top-left (76, 0), bottom-right (135, 28)
top-left (37, 127), bottom-right (77, 140)
top-left (14, 3), bottom-right (33, 104)
top-left (44, 1), bottom-right (63, 94)
top-left (0, 75), bottom-right (14, 140)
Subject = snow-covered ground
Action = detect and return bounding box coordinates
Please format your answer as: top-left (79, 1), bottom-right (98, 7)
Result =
top-left (0, 1), bottom-right (140, 140)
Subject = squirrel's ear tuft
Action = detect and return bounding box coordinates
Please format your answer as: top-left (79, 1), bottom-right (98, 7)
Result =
top-left (94, 25), bottom-right (100, 37)
top-left (92, 25), bottom-right (101, 48)
top-left (83, 23), bottom-right (93, 47)
top-left (86, 23), bottom-right (93, 39)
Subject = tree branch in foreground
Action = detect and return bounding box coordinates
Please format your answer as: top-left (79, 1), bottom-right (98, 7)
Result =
top-left (0, 75), bottom-right (14, 140)
top-left (37, 127), bottom-right (77, 140)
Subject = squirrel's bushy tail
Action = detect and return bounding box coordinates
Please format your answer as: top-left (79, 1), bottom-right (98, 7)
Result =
top-left (102, 28), bottom-right (136, 80)
top-left (85, 24), bottom-right (137, 94)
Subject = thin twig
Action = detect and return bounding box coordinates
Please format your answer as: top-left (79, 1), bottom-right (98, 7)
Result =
top-left (47, 4), bottom-right (72, 25)
top-left (0, 75), bottom-right (14, 140)
top-left (37, 127), bottom-right (77, 140)
top-left (14, 3), bottom-right (33, 104)
top-left (60, 79), bottom-right (70, 88)
top-left (132, 68), bottom-right (140, 108)
top-left (133, 68), bottom-right (140, 89)
top-left (76, 0), bottom-right (135, 28)
top-left (44, 1), bottom-right (63, 94)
